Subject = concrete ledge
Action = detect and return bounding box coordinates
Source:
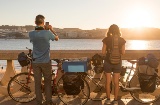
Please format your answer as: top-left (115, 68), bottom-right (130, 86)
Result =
top-left (0, 50), bottom-right (160, 60)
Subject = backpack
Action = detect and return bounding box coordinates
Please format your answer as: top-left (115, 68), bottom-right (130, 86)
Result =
top-left (108, 36), bottom-right (121, 64)
top-left (18, 52), bottom-right (29, 67)
top-left (62, 72), bottom-right (84, 95)
top-left (146, 53), bottom-right (159, 68)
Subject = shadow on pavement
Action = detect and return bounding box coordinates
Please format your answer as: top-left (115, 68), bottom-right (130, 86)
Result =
top-left (126, 99), bottom-right (160, 105)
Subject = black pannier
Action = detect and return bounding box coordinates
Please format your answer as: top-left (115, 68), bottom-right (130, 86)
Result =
top-left (120, 66), bottom-right (127, 76)
top-left (92, 54), bottom-right (103, 74)
top-left (137, 64), bottom-right (157, 93)
top-left (18, 52), bottom-right (30, 67)
top-left (138, 73), bottom-right (156, 93)
top-left (62, 72), bottom-right (84, 95)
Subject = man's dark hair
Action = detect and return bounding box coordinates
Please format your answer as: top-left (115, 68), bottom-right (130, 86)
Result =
top-left (35, 14), bottom-right (45, 25)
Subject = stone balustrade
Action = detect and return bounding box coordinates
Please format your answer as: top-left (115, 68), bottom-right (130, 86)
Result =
top-left (0, 50), bottom-right (160, 95)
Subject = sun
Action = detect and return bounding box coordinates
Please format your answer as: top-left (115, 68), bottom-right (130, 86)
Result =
top-left (124, 7), bottom-right (153, 28)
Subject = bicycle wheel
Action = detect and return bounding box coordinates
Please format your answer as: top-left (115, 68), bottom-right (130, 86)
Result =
top-left (7, 72), bottom-right (36, 103)
top-left (57, 75), bottom-right (90, 105)
top-left (129, 74), bottom-right (160, 104)
top-left (86, 71), bottom-right (107, 100)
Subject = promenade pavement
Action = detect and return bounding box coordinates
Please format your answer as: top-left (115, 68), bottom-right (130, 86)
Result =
top-left (0, 93), bottom-right (160, 105)
top-left (1, 71), bottom-right (160, 105)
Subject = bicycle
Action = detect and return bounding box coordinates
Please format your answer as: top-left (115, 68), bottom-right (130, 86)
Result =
top-left (80, 56), bottom-right (160, 104)
top-left (127, 60), bottom-right (160, 104)
top-left (7, 48), bottom-right (63, 103)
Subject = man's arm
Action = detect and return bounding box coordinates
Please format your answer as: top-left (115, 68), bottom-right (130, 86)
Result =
top-left (48, 25), bottom-right (59, 41)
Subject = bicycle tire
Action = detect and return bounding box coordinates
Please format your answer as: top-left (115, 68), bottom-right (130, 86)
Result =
top-left (129, 74), bottom-right (160, 104)
top-left (86, 72), bottom-right (107, 100)
top-left (7, 72), bottom-right (36, 103)
top-left (57, 74), bottom-right (90, 105)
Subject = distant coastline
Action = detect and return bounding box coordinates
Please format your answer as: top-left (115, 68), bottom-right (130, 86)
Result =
top-left (0, 25), bottom-right (160, 40)
top-left (1, 37), bottom-right (160, 40)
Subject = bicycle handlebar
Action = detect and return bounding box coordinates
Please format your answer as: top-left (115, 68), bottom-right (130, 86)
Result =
top-left (127, 60), bottom-right (138, 64)
top-left (25, 47), bottom-right (33, 61)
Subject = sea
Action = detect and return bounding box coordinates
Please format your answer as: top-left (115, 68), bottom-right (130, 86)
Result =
top-left (0, 39), bottom-right (160, 71)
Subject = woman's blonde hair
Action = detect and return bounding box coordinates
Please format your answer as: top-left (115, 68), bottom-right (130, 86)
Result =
top-left (106, 24), bottom-right (121, 37)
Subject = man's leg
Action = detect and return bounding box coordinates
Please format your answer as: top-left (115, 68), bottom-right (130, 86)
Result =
top-left (32, 63), bottom-right (43, 105)
top-left (41, 63), bottom-right (52, 104)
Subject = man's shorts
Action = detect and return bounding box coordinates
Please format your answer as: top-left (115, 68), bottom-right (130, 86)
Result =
top-left (103, 61), bottom-right (122, 73)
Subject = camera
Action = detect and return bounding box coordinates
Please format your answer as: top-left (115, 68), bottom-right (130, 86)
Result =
top-left (45, 22), bottom-right (49, 30)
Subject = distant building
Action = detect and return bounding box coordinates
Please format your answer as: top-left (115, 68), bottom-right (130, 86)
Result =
top-left (66, 31), bottom-right (78, 38)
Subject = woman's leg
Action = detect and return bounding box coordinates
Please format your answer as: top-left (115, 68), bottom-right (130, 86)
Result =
top-left (105, 73), bottom-right (112, 99)
top-left (113, 73), bottom-right (120, 100)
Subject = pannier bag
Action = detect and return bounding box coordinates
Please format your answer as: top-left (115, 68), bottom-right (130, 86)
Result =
top-left (138, 65), bottom-right (156, 93)
top-left (138, 53), bottom-right (159, 68)
top-left (138, 73), bottom-right (156, 93)
top-left (62, 60), bottom-right (88, 72)
top-left (62, 72), bottom-right (84, 95)
top-left (147, 53), bottom-right (159, 68)
top-left (18, 52), bottom-right (29, 67)
top-left (92, 53), bottom-right (103, 66)
top-left (92, 54), bottom-right (103, 74)
top-left (109, 36), bottom-right (121, 64)
top-left (138, 57), bottom-right (146, 65)
top-left (120, 66), bottom-right (127, 76)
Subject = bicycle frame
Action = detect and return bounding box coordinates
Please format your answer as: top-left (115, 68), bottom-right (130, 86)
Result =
top-left (86, 71), bottom-right (105, 89)
top-left (119, 66), bottom-right (141, 91)
top-left (86, 60), bottom-right (141, 95)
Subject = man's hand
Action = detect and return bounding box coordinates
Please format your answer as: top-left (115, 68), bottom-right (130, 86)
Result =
top-left (48, 25), bottom-right (57, 35)
top-left (55, 36), bottom-right (59, 41)
top-left (48, 25), bottom-right (53, 30)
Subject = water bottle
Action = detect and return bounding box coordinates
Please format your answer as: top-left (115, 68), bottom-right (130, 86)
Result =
top-left (145, 57), bottom-right (148, 64)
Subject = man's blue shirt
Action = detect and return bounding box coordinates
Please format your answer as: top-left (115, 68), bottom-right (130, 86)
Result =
top-left (29, 30), bottom-right (55, 63)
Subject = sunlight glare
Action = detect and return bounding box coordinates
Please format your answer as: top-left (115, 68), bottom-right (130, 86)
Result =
top-left (129, 40), bottom-right (147, 50)
top-left (125, 7), bottom-right (153, 28)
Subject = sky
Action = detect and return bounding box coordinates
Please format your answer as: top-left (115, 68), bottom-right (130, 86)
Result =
top-left (0, 0), bottom-right (160, 30)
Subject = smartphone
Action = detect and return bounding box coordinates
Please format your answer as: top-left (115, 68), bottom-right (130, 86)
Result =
top-left (45, 22), bottom-right (49, 30)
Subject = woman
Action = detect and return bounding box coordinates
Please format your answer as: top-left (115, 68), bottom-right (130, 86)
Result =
top-left (102, 24), bottom-right (126, 105)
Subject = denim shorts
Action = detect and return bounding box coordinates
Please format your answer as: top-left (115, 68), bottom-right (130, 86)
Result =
top-left (103, 61), bottom-right (122, 73)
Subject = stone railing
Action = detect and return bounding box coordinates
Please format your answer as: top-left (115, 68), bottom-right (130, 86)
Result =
top-left (0, 50), bottom-right (160, 95)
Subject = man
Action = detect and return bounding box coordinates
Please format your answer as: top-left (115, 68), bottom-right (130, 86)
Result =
top-left (29, 14), bottom-right (59, 105)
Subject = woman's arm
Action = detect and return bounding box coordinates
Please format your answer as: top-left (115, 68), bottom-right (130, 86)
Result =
top-left (102, 43), bottom-right (107, 55)
top-left (121, 44), bottom-right (125, 55)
